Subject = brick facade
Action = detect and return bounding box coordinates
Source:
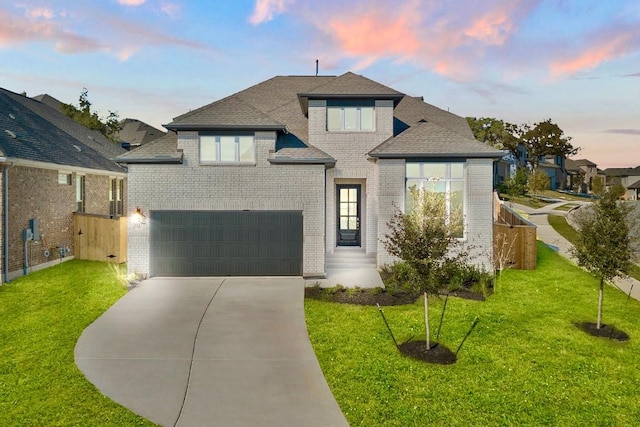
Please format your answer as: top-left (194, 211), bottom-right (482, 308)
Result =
top-left (127, 131), bottom-right (325, 277)
top-left (6, 165), bottom-right (125, 279)
top-left (309, 99), bottom-right (394, 255)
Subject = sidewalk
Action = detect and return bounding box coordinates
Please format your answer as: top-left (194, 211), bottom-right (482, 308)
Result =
top-left (510, 201), bottom-right (640, 302)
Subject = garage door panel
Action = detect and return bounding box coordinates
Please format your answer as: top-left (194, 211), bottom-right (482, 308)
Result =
top-left (150, 211), bottom-right (302, 277)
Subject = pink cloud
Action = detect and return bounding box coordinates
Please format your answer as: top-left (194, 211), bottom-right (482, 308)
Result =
top-left (0, 9), bottom-right (104, 53)
top-left (295, 0), bottom-right (537, 81)
top-left (0, 4), bottom-right (208, 60)
top-left (550, 29), bottom-right (640, 77)
top-left (26, 7), bottom-right (56, 19)
top-left (250, 0), bottom-right (293, 25)
top-left (118, 0), bottom-right (147, 5)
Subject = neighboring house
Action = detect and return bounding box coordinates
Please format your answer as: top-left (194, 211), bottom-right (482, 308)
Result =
top-left (117, 72), bottom-right (502, 278)
top-left (565, 158), bottom-right (598, 193)
top-left (0, 88), bottom-right (127, 282)
top-left (537, 155), bottom-right (568, 191)
top-left (603, 166), bottom-right (640, 200)
top-left (116, 118), bottom-right (166, 150)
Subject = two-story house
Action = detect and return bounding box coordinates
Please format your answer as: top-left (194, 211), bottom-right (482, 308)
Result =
top-left (117, 72), bottom-right (502, 280)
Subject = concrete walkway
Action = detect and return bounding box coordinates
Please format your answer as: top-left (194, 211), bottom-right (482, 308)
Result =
top-left (510, 201), bottom-right (640, 302)
top-left (75, 277), bottom-right (348, 427)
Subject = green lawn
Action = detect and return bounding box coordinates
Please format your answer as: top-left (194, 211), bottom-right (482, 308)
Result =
top-left (0, 261), bottom-right (157, 426)
top-left (305, 243), bottom-right (640, 426)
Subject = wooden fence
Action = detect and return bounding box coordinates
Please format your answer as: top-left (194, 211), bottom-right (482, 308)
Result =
top-left (493, 193), bottom-right (537, 270)
top-left (73, 213), bottom-right (127, 263)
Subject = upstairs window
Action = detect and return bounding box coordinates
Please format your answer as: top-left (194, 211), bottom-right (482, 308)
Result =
top-left (326, 100), bottom-right (375, 131)
top-left (200, 133), bottom-right (255, 164)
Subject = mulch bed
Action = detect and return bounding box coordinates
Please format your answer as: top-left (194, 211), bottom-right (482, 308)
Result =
top-left (398, 341), bottom-right (457, 364)
top-left (574, 322), bottom-right (630, 341)
top-left (304, 286), bottom-right (486, 306)
top-left (304, 287), bottom-right (418, 306)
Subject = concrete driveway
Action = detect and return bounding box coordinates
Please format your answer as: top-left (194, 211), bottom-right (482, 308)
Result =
top-left (75, 277), bottom-right (348, 427)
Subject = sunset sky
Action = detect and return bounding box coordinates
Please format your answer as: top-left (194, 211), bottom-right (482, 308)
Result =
top-left (1, 0), bottom-right (638, 168)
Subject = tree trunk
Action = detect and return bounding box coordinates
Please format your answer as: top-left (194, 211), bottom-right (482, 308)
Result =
top-left (597, 277), bottom-right (604, 329)
top-left (424, 292), bottom-right (430, 351)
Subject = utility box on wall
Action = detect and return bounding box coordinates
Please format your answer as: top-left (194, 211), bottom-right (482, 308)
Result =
top-left (29, 218), bottom-right (41, 241)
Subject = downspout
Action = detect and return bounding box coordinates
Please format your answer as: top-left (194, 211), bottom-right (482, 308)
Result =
top-left (2, 161), bottom-right (10, 283)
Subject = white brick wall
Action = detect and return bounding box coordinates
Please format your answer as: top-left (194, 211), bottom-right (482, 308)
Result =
top-left (309, 100), bottom-right (393, 255)
top-left (127, 130), bottom-right (325, 277)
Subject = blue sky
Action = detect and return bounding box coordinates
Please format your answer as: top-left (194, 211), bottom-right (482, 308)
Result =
top-left (1, 0), bottom-right (638, 168)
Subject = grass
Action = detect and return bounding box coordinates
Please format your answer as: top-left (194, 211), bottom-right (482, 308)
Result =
top-left (548, 214), bottom-right (640, 282)
top-left (305, 243), bottom-right (640, 426)
top-left (548, 214), bottom-right (581, 244)
top-left (0, 260), bottom-right (156, 427)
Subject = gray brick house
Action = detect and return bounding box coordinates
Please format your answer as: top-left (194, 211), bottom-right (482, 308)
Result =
top-left (0, 88), bottom-right (127, 282)
top-left (117, 72), bottom-right (502, 278)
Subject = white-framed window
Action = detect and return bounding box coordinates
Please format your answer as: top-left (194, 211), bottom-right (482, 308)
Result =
top-left (109, 177), bottom-right (124, 216)
top-left (58, 172), bottom-right (72, 185)
top-left (76, 174), bottom-right (85, 213)
top-left (199, 133), bottom-right (255, 164)
top-left (327, 103), bottom-right (375, 131)
top-left (405, 162), bottom-right (465, 237)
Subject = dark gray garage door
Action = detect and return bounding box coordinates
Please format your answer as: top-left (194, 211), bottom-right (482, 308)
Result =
top-left (150, 211), bottom-right (303, 277)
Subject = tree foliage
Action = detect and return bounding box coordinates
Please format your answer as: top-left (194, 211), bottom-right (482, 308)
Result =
top-left (527, 169), bottom-right (550, 197)
top-left (519, 119), bottom-right (578, 170)
top-left (467, 117), bottom-right (579, 172)
top-left (466, 117), bottom-right (520, 159)
top-left (571, 190), bottom-right (638, 329)
top-left (62, 88), bottom-right (120, 141)
top-left (591, 176), bottom-right (605, 197)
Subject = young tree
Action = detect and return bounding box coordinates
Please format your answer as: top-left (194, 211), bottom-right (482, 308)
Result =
top-left (62, 88), bottom-right (120, 141)
top-left (591, 175), bottom-right (605, 197)
top-left (383, 188), bottom-right (466, 350)
top-left (527, 169), bottom-right (550, 198)
top-left (571, 190), bottom-right (638, 329)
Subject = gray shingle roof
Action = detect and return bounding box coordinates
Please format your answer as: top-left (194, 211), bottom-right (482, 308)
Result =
top-left (0, 88), bottom-right (125, 172)
top-left (4, 89), bottom-right (126, 160)
top-left (116, 118), bottom-right (166, 146)
top-left (134, 71), bottom-right (495, 163)
top-left (369, 121), bottom-right (503, 158)
top-left (166, 95), bottom-right (286, 130)
top-left (115, 132), bottom-right (182, 163)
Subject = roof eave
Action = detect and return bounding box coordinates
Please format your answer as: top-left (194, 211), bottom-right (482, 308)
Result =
top-left (164, 124), bottom-right (286, 132)
top-left (368, 152), bottom-right (504, 159)
top-left (268, 157), bottom-right (336, 168)
top-left (115, 156), bottom-right (183, 164)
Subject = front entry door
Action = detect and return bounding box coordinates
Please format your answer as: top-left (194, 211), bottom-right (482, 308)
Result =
top-left (337, 184), bottom-right (361, 246)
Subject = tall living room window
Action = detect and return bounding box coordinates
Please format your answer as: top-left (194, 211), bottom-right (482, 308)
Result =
top-left (405, 162), bottom-right (465, 238)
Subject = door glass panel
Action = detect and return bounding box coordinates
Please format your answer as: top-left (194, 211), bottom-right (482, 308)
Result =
top-left (349, 188), bottom-right (357, 200)
top-left (340, 188), bottom-right (349, 200)
top-left (348, 203), bottom-right (357, 216)
top-left (348, 217), bottom-right (357, 229)
top-left (340, 205), bottom-right (349, 216)
top-left (340, 217), bottom-right (348, 229)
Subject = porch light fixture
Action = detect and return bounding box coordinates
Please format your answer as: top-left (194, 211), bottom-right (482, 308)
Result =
top-left (133, 207), bottom-right (146, 224)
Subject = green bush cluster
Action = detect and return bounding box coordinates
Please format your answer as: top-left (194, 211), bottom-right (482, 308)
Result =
top-left (382, 261), bottom-right (493, 297)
